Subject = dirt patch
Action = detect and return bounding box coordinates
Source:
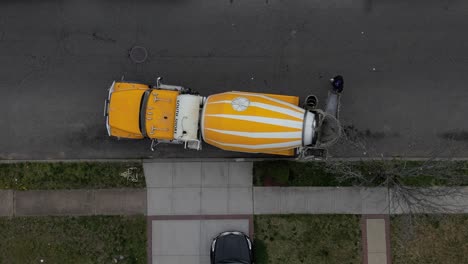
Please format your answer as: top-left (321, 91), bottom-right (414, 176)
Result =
top-left (438, 130), bottom-right (468, 141)
top-left (262, 175), bottom-right (285, 187)
top-left (343, 125), bottom-right (400, 141)
top-left (391, 215), bottom-right (468, 264)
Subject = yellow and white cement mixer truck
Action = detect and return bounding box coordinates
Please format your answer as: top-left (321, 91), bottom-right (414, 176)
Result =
top-left (104, 76), bottom-right (343, 158)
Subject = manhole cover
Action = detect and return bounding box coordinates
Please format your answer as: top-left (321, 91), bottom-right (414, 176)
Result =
top-left (129, 46), bottom-right (148, 63)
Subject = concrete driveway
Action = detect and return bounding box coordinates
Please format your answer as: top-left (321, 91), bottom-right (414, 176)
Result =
top-left (150, 218), bottom-right (251, 264)
top-left (1, 0), bottom-right (468, 159)
top-left (144, 161), bottom-right (253, 264)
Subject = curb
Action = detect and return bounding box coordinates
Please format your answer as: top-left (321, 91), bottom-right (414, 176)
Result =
top-left (2, 157), bottom-right (468, 163)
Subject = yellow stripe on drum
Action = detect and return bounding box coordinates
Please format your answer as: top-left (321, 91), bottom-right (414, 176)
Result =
top-left (204, 129), bottom-right (301, 145)
top-left (203, 116), bottom-right (302, 133)
top-left (205, 139), bottom-right (301, 152)
top-left (205, 128), bottom-right (302, 139)
top-left (205, 114), bottom-right (303, 129)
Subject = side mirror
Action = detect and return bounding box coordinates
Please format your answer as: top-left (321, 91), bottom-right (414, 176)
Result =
top-left (156, 77), bottom-right (163, 88)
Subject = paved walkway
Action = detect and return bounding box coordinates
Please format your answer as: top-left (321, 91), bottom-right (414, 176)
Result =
top-left (0, 189), bottom-right (146, 216)
top-left (3, 185), bottom-right (466, 217)
top-left (362, 215), bottom-right (392, 264)
top-left (254, 186), bottom-right (468, 214)
top-left (145, 162), bottom-right (253, 216)
top-left (255, 187), bottom-right (389, 214)
top-left (144, 161), bottom-right (253, 264)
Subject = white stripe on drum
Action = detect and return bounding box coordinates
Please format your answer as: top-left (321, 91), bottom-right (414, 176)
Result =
top-left (226, 92), bottom-right (304, 113)
top-left (204, 114), bottom-right (303, 129)
top-left (206, 128), bottom-right (302, 139)
top-left (207, 100), bottom-right (232, 105)
top-left (250, 102), bottom-right (304, 119)
top-left (207, 100), bottom-right (304, 120)
top-left (206, 139), bottom-right (302, 150)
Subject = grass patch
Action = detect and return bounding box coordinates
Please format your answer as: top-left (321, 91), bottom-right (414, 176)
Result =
top-left (253, 160), bottom-right (337, 186)
top-left (253, 160), bottom-right (468, 187)
top-left (254, 215), bottom-right (361, 264)
top-left (0, 162), bottom-right (145, 190)
top-left (0, 216), bottom-right (147, 264)
top-left (391, 214), bottom-right (468, 264)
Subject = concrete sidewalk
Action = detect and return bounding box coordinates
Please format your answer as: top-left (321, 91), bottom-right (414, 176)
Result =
top-left (1, 186), bottom-right (467, 217)
top-left (254, 187), bottom-right (389, 214)
top-left (0, 189), bottom-right (146, 217)
top-left (254, 186), bottom-right (468, 215)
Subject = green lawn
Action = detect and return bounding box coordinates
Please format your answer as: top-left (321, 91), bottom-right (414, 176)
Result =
top-left (253, 160), bottom-right (336, 186)
top-left (253, 160), bottom-right (468, 187)
top-left (0, 216), bottom-right (147, 264)
top-left (0, 162), bottom-right (145, 190)
top-left (254, 215), bottom-right (361, 264)
top-left (391, 214), bottom-right (468, 264)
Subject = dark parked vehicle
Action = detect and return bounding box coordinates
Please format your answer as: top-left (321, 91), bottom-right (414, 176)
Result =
top-left (210, 231), bottom-right (253, 264)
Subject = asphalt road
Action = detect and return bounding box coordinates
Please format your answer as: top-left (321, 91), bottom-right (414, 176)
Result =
top-left (1, 0), bottom-right (467, 159)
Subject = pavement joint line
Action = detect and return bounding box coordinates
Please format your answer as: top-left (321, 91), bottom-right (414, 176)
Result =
top-left (91, 190), bottom-right (96, 215)
top-left (198, 164), bottom-right (203, 217)
top-left (279, 187), bottom-right (284, 214)
top-left (13, 189), bottom-right (16, 217)
top-left (170, 162), bottom-right (175, 215)
top-left (227, 162), bottom-right (231, 187)
top-left (227, 163), bottom-right (231, 212)
top-left (146, 217), bottom-right (153, 264)
top-left (198, 215), bottom-right (202, 261)
top-left (171, 162), bottom-right (175, 187)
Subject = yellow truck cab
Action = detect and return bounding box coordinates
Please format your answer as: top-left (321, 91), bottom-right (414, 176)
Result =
top-left (105, 77), bottom-right (343, 157)
top-left (105, 78), bottom-right (204, 150)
